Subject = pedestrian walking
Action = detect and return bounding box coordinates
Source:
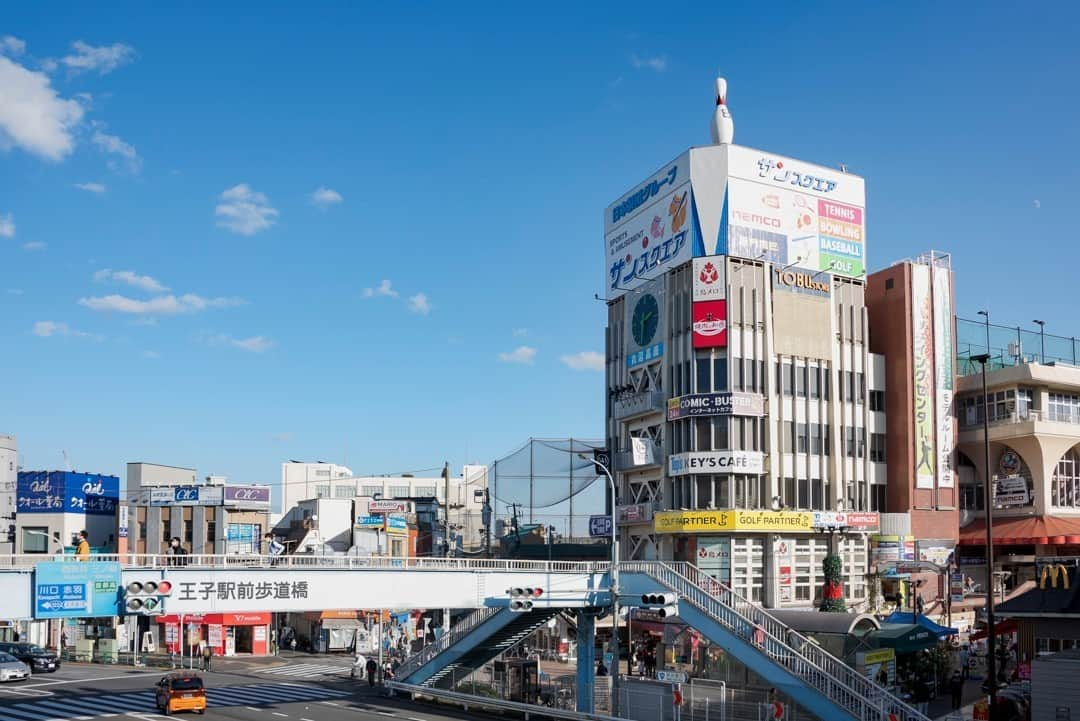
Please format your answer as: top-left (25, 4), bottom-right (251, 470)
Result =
top-left (949, 670), bottom-right (963, 710)
top-left (365, 657), bottom-right (378, 687)
top-left (264, 534), bottom-right (285, 565)
top-left (202, 644), bottom-right (212, 672)
top-left (76, 531), bottom-right (90, 561)
top-left (959, 645), bottom-right (970, 680)
top-left (351, 652), bottom-right (366, 679)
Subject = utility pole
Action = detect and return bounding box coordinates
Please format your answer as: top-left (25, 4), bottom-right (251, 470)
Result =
top-left (442, 462), bottom-right (451, 558)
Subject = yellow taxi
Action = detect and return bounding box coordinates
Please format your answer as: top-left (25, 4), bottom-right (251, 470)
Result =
top-left (154, 672), bottom-right (207, 715)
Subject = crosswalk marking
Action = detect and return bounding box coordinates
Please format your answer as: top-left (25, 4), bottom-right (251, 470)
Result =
top-left (261, 662), bottom-right (353, 678)
top-left (0, 683), bottom-right (351, 721)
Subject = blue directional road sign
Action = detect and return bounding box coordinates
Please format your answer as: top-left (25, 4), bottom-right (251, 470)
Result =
top-left (34, 562), bottom-right (121, 619)
top-left (589, 515), bottom-right (613, 537)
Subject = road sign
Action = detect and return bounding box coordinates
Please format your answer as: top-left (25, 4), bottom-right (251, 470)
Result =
top-left (36, 583), bottom-right (87, 615)
top-left (34, 562), bottom-right (121, 619)
top-left (656, 669), bottom-right (688, 683)
top-left (589, 515), bottom-right (613, 537)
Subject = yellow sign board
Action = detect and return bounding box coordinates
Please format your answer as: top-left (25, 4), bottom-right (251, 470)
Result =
top-left (862, 648), bottom-right (895, 665)
top-left (654, 509), bottom-right (814, 534)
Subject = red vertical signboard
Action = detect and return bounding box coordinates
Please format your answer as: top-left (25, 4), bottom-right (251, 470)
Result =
top-left (692, 300), bottom-right (727, 348)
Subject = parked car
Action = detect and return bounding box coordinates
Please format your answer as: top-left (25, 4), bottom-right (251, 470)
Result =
top-left (0, 643), bottom-right (60, 673)
top-left (0, 652), bottom-right (30, 682)
top-left (155, 672), bottom-right (207, 715)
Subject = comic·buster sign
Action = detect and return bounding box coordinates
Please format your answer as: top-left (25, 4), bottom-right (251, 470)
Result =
top-left (693, 300), bottom-right (727, 348)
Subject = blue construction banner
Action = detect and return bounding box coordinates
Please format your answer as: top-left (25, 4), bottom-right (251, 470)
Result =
top-left (34, 562), bottom-right (121, 619)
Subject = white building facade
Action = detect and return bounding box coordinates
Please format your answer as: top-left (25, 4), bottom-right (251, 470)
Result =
top-left (0, 435), bottom-right (15, 552)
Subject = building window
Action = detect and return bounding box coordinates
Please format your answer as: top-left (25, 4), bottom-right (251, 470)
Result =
top-left (782, 362), bottom-right (793, 396)
top-left (334, 484), bottom-right (356, 498)
top-left (812, 478), bottom-right (825, 510)
top-left (784, 422), bottom-right (795, 452)
top-left (731, 537), bottom-right (764, 603)
top-left (390, 485), bottom-right (410, 498)
top-left (796, 423), bottom-right (808, 453)
top-left (183, 520), bottom-right (193, 544)
top-left (1052, 449), bottom-right (1080, 508)
top-left (871, 484), bottom-right (887, 512)
top-left (315, 469), bottom-right (331, 477)
top-left (697, 358), bottom-right (711, 393)
top-left (822, 371), bottom-right (830, 401)
top-left (793, 537), bottom-right (830, 602)
top-left (1049, 392), bottom-right (1080, 423)
top-left (414, 486), bottom-right (437, 497)
top-left (796, 365), bottom-right (807, 397)
top-left (206, 521), bottom-right (216, 551)
top-left (845, 427), bottom-right (856, 457)
top-left (869, 390), bottom-right (886, 411)
top-left (714, 357), bottom-right (728, 392)
top-left (360, 485), bottom-right (382, 497)
top-left (857, 372), bottom-right (865, 402)
top-left (314, 485), bottom-right (330, 498)
top-left (809, 366), bottom-right (821, 399)
top-left (823, 424), bottom-right (831, 456)
top-left (840, 536), bottom-right (869, 601)
top-left (870, 433), bottom-right (886, 463)
top-left (783, 477), bottom-right (795, 508)
top-left (22, 526), bottom-right (49, 554)
top-left (138, 521), bottom-right (147, 541)
top-left (810, 424), bottom-right (822, 455)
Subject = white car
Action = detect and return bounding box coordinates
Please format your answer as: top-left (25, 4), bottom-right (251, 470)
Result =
top-left (0, 651), bottom-right (29, 682)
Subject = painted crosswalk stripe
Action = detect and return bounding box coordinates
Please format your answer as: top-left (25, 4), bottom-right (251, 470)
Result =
top-left (209, 688), bottom-right (336, 705)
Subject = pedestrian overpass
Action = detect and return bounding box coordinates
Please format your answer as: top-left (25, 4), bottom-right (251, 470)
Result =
top-left (0, 555), bottom-right (928, 721)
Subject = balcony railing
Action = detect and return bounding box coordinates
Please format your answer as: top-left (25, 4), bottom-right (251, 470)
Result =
top-left (614, 440), bottom-right (663, 471)
top-left (961, 407), bottom-right (1080, 429)
top-left (612, 390), bottom-right (666, 421)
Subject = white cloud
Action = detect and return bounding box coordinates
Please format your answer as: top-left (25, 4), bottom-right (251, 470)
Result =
top-left (310, 187), bottom-right (343, 208)
top-left (22, 241), bottom-right (46, 251)
top-left (0, 56), bottom-right (84, 161)
top-left (215, 184), bottom-right (278, 235)
top-left (631, 54), bottom-right (668, 72)
top-left (93, 268), bottom-right (169, 293)
top-left (407, 293), bottom-right (432, 315)
top-left (200, 332), bottom-right (273, 353)
top-left (498, 345), bottom-right (537, 365)
top-left (512, 328), bottom-right (529, 337)
top-left (33, 320), bottom-right (102, 341)
top-left (1034, 199), bottom-right (1042, 209)
top-left (0, 36), bottom-right (26, 56)
top-left (91, 128), bottom-right (140, 173)
top-left (0, 213), bottom-right (13, 238)
top-left (362, 279), bottom-right (398, 298)
top-left (142, 350), bottom-right (160, 359)
top-left (60, 41), bottom-right (135, 75)
top-left (74, 182), bottom-right (106, 193)
top-left (78, 293), bottom-right (242, 315)
top-left (561, 351), bottom-right (605, 371)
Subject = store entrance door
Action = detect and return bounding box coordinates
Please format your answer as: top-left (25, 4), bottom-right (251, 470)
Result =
top-left (234, 625), bottom-right (254, 654)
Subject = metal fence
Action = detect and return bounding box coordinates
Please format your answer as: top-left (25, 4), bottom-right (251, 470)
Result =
top-left (957, 316), bottom-right (1080, 376)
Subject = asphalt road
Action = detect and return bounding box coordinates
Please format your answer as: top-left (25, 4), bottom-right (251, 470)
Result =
top-left (0, 662), bottom-right (487, 721)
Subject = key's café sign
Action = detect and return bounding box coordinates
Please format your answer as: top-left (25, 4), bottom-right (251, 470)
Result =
top-left (654, 509), bottom-right (813, 534)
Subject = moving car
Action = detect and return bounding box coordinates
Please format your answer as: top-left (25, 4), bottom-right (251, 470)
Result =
top-left (155, 672), bottom-right (207, 715)
top-left (0, 652), bottom-right (30, 682)
top-left (0, 643), bottom-right (60, 673)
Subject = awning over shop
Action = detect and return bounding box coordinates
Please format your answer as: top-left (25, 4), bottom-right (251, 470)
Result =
top-left (873, 624), bottom-right (940, 655)
top-left (970, 619), bottom-right (1017, 641)
top-left (883, 612), bottom-right (958, 638)
top-left (958, 516), bottom-right (1080, 545)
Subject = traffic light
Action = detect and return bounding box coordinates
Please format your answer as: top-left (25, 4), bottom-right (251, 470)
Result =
top-left (507, 587), bottom-right (543, 612)
top-left (641, 592), bottom-right (678, 618)
top-left (124, 579), bottom-right (172, 615)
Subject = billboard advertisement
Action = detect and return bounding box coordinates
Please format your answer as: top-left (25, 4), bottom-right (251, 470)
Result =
top-left (692, 300), bottom-right (727, 348)
top-left (16, 471), bottom-right (119, 515)
top-left (668, 451), bottom-right (764, 476)
top-left (667, 392), bottom-right (764, 420)
top-left (692, 257), bottom-right (726, 301)
top-left (223, 485), bottom-right (272, 507)
top-left (697, 537), bottom-right (731, 585)
top-left (933, 264), bottom-right (955, 488)
top-left (604, 152), bottom-right (693, 300)
top-left (34, 561), bottom-right (121, 619)
top-left (911, 264), bottom-right (936, 489)
top-left (688, 145), bottom-right (866, 279)
top-left (625, 276), bottom-right (665, 368)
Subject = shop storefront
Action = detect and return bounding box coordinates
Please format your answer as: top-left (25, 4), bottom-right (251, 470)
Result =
top-left (657, 509), bottom-right (875, 608)
top-left (157, 612), bottom-right (271, 657)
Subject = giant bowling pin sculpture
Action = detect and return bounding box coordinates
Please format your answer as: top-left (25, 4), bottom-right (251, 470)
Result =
top-left (709, 76), bottom-right (734, 145)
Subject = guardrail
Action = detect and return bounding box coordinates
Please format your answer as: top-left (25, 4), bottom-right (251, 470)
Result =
top-left (0, 554), bottom-right (613, 572)
top-left (395, 606), bottom-right (500, 680)
top-left (387, 680), bottom-right (625, 721)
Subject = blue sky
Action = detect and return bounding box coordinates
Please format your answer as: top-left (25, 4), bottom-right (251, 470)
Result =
top-left (1, 2), bottom-right (1077, 493)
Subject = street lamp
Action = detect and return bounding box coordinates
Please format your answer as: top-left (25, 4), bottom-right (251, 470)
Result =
top-left (579, 453), bottom-right (620, 715)
top-left (1033, 320), bottom-right (1046, 364)
top-left (972, 353), bottom-right (998, 713)
top-left (977, 310), bottom-right (991, 362)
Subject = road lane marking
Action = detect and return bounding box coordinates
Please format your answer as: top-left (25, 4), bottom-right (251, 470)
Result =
top-left (247, 707), bottom-right (261, 711)
top-left (272, 713), bottom-right (289, 718)
top-left (409, 717), bottom-right (427, 721)
top-left (21, 672), bottom-right (161, 688)
top-left (320, 701), bottom-right (340, 706)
